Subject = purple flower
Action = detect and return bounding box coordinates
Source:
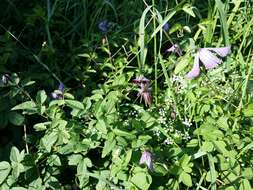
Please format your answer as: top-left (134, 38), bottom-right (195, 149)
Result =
top-left (98, 20), bottom-right (110, 33)
top-left (163, 22), bottom-right (170, 31)
top-left (166, 44), bottom-right (183, 56)
top-left (140, 150), bottom-right (153, 171)
top-left (58, 83), bottom-right (64, 92)
top-left (133, 76), bottom-right (150, 86)
top-left (138, 85), bottom-right (152, 107)
top-left (51, 83), bottom-right (65, 100)
top-left (186, 46), bottom-right (231, 79)
top-left (133, 76), bottom-right (152, 107)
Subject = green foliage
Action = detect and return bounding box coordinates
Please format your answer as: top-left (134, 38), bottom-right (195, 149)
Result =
top-left (0, 0), bottom-right (253, 189)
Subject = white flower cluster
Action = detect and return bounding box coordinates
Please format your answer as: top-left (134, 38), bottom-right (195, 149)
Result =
top-left (171, 75), bottom-right (187, 93)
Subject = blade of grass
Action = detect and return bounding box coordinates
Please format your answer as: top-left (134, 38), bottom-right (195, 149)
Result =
top-left (215, 0), bottom-right (230, 46)
top-left (139, 5), bottom-right (152, 73)
top-left (207, 153), bottom-right (217, 190)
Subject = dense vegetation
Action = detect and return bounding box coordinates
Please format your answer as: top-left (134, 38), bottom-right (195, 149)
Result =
top-left (0, 0), bottom-right (252, 189)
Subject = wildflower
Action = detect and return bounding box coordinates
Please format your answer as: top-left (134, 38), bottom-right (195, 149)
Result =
top-left (166, 44), bottom-right (183, 56)
top-left (133, 76), bottom-right (150, 86)
top-left (140, 150), bottom-right (153, 171)
top-left (162, 22), bottom-right (170, 31)
top-left (98, 20), bottom-right (110, 33)
top-left (1, 74), bottom-right (10, 85)
top-left (182, 118), bottom-right (192, 127)
top-left (133, 76), bottom-right (152, 107)
top-left (58, 82), bottom-right (64, 92)
top-left (51, 83), bottom-right (64, 100)
top-left (186, 46), bottom-right (231, 79)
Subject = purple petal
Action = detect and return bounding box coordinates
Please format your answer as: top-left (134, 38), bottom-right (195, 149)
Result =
top-left (133, 76), bottom-right (150, 86)
top-left (199, 48), bottom-right (221, 70)
top-left (166, 44), bottom-right (182, 56)
top-left (205, 46), bottom-right (231, 57)
top-left (58, 83), bottom-right (65, 92)
top-left (51, 92), bottom-right (58, 99)
top-left (186, 52), bottom-right (200, 79)
top-left (139, 151), bottom-right (153, 171)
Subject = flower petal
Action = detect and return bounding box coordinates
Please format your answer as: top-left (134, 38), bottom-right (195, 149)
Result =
top-left (206, 46), bottom-right (231, 57)
top-left (186, 52), bottom-right (200, 79)
top-left (199, 48), bottom-right (221, 70)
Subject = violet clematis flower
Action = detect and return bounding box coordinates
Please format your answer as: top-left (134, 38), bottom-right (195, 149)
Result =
top-left (138, 85), bottom-right (152, 107)
top-left (140, 150), bottom-right (153, 171)
top-left (133, 76), bottom-right (152, 107)
top-left (133, 76), bottom-right (150, 86)
top-left (163, 22), bottom-right (170, 31)
top-left (98, 20), bottom-right (110, 33)
top-left (186, 46), bottom-right (231, 79)
top-left (166, 44), bottom-right (183, 56)
top-left (51, 83), bottom-right (65, 100)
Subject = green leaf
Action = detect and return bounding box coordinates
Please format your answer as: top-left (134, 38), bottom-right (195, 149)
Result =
top-left (0, 161), bottom-right (11, 184)
top-left (243, 103), bottom-right (253, 117)
top-left (12, 101), bottom-right (36, 111)
top-left (130, 169), bottom-right (152, 190)
top-left (40, 132), bottom-right (58, 152)
top-left (95, 119), bottom-right (108, 134)
top-left (174, 56), bottom-right (190, 74)
top-left (201, 141), bottom-right (214, 152)
top-left (239, 179), bottom-right (252, 190)
top-left (180, 171), bottom-right (192, 187)
top-left (212, 141), bottom-right (230, 157)
top-left (68, 154), bottom-right (83, 166)
top-left (8, 112), bottom-right (25, 126)
top-left (48, 155), bottom-right (61, 166)
top-left (102, 133), bottom-right (116, 158)
top-left (10, 147), bottom-right (24, 163)
top-left (65, 100), bottom-right (84, 110)
top-left (113, 129), bottom-right (135, 139)
top-left (36, 90), bottom-right (47, 105)
top-left (10, 187), bottom-right (27, 190)
top-left (33, 122), bottom-right (51, 131)
top-left (217, 116), bottom-right (229, 130)
top-left (182, 3), bottom-right (196, 17)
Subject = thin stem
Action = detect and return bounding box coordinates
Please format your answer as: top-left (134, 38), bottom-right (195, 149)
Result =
top-left (24, 124), bottom-right (29, 154)
top-left (152, 0), bottom-right (158, 105)
top-left (239, 52), bottom-right (253, 109)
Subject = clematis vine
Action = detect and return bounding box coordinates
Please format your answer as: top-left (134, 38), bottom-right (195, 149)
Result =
top-left (51, 83), bottom-right (65, 100)
top-left (139, 150), bottom-right (153, 171)
top-left (186, 46), bottom-right (231, 79)
top-left (133, 76), bottom-right (152, 107)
